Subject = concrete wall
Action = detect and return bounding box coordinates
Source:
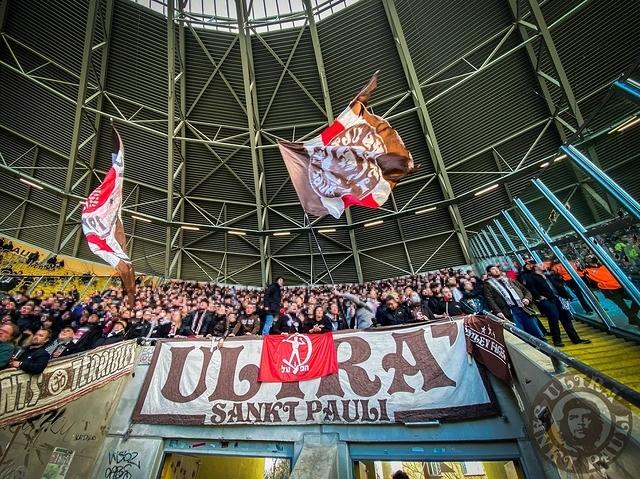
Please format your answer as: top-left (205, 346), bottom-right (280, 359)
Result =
top-left (0, 372), bottom-right (133, 479)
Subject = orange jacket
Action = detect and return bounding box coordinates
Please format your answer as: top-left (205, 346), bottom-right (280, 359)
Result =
top-left (584, 265), bottom-right (621, 290)
top-left (552, 261), bottom-right (583, 281)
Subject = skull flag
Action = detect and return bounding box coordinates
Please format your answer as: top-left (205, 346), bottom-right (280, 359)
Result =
top-left (81, 127), bottom-right (131, 268)
top-left (278, 73), bottom-right (415, 219)
top-left (258, 333), bottom-right (338, 383)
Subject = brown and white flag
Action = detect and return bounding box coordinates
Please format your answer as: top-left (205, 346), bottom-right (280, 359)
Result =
top-left (278, 74), bottom-right (414, 218)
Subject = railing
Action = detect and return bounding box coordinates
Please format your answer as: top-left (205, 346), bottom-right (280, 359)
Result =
top-left (484, 311), bottom-right (640, 407)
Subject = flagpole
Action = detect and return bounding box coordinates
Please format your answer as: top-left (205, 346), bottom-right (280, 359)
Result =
top-left (305, 212), bottom-right (334, 285)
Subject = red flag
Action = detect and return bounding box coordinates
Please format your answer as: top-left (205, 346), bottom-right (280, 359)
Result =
top-left (258, 333), bottom-right (338, 383)
top-left (81, 127), bottom-right (130, 268)
top-left (464, 315), bottom-right (512, 384)
top-left (278, 73), bottom-right (414, 219)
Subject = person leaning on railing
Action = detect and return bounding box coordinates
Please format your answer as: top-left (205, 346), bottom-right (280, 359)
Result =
top-left (0, 322), bottom-right (19, 369)
top-left (9, 328), bottom-right (51, 374)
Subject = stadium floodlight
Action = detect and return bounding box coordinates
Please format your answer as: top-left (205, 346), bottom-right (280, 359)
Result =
top-left (364, 220), bottom-right (383, 227)
top-left (474, 184), bottom-right (498, 196)
top-left (19, 178), bottom-right (43, 190)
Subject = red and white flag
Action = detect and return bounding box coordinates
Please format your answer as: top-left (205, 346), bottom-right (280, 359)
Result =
top-left (258, 333), bottom-right (338, 383)
top-left (81, 127), bottom-right (130, 268)
top-left (278, 73), bottom-right (414, 218)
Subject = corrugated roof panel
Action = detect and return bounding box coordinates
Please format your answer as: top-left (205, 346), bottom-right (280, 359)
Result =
top-left (406, 232), bottom-right (465, 273)
top-left (0, 68), bottom-right (75, 156)
top-left (397, 0), bottom-right (513, 83)
top-left (429, 46), bottom-right (550, 166)
top-left (360, 244), bottom-right (411, 282)
top-left (4, 0), bottom-right (88, 74)
top-left (252, 28), bottom-right (326, 129)
top-left (318, 0), bottom-right (408, 113)
top-left (184, 27), bottom-right (247, 127)
top-left (544, 0), bottom-right (640, 100)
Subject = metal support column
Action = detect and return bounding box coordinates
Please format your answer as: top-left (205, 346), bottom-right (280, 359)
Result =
top-left (54, 0), bottom-right (100, 252)
top-left (474, 234), bottom-right (491, 259)
top-left (176, 3), bottom-right (187, 279)
top-left (476, 232), bottom-right (494, 261)
top-left (303, 0), bottom-right (364, 283)
top-left (382, 0), bottom-right (474, 264)
top-left (502, 210), bottom-right (542, 263)
top-left (482, 230), bottom-right (500, 258)
top-left (509, 0), bottom-right (611, 221)
top-left (530, 178), bottom-right (640, 306)
top-left (514, 197), bottom-right (613, 327)
top-left (72, 0), bottom-right (115, 257)
top-left (614, 79), bottom-right (640, 101)
top-left (561, 144), bottom-right (640, 221)
top-left (165, 0), bottom-right (176, 277)
top-left (494, 218), bottom-right (524, 266)
top-left (237, 0), bottom-right (269, 286)
top-left (469, 236), bottom-right (483, 259)
top-left (16, 147), bottom-right (39, 240)
top-left (0, 0), bottom-right (9, 32)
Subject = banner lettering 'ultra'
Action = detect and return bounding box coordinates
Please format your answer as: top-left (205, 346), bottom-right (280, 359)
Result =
top-left (133, 321), bottom-right (499, 425)
top-left (0, 340), bottom-right (138, 427)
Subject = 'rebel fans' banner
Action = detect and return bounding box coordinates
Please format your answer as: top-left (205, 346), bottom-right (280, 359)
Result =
top-left (258, 333), bottom-right (338, 382)
top-left (278, 73), bottom-right (415, 219)
top-left (81, 127), bottom-right (130, 268)
top-left (132, 321), bottom-right (499, 426)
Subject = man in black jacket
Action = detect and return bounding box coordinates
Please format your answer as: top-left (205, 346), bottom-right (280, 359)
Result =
top-left (94, 321), bottom-right (127, 347)
top-left (273, 304), bottom-right (303, 335)
top-left (483, 264), bottom-right (544, 339)
top-left (302, 305), bottom-right (332, 333)
top-left (378, 294), bottom-right (412, 326)
top-left (262, 276), bottom-right (284, 335)
top-left (10, 329), bottom-right (51, 374)
top-left (526, 263), bottom-right (591, 347)
top-left (71, 313), bottom-right (104, 352)
top-left (182, 301), bottom-right (212, 337)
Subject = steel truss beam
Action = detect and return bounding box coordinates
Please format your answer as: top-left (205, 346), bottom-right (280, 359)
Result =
top-left (54, 0), bottom-right (100, 253)
top-left (236, 0), bottom-right (270, 286)
top-left (302, 0), bottom-right (363, 284)
top-left (382, 0), bottom-right (473, 264)
top-left (509, 0), bottom-right (615, 221)
top-left (72, 0), bottom-right (115, 257)
top-left (16, 146), bottom-right (38, 240)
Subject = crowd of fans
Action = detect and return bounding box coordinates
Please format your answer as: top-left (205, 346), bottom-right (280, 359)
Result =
top-left (17, 251), bottom-right (640, 375)
top-left (0, 238), bottom-right (66, 270)
top-left (4, 222), bottom-right (640, 376)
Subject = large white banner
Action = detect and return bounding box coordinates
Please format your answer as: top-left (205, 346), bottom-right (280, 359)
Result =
top-left (133, 320), bottom-right (498, 425)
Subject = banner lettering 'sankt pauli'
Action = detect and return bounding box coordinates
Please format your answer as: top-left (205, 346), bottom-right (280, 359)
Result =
top-left (133, 321), bottom-right (499, 426)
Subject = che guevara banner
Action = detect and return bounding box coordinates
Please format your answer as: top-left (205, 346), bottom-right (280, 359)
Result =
top-left (81, 127), bottom-right (130, 268)
top-left (132, 320), bottom-right (499, 426)
top-left (278, 73), bottom-right (415, 219)
top-left (258, 333), bottom-right (338, 383)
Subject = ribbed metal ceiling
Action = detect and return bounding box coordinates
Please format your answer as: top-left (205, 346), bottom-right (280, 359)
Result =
top-left (0, 0), bottom-right (638, 285)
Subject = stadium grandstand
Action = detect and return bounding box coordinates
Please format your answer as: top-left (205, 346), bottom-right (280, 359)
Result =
top-left (0, 0), bottom-right (639, 478)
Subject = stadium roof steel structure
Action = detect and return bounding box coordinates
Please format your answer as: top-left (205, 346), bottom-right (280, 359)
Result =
top-left (0, 0), bottom-right (638, 285)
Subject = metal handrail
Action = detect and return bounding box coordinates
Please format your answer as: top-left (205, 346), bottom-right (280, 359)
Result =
top-left (483, 311), bottom-right (640, 407)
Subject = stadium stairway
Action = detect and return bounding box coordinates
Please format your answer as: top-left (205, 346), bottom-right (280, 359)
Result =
top-left (561, 320), bottom-right (640, 393)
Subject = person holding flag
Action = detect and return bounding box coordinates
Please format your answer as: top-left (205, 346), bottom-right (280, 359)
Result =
top-left (81, 125), bottom-right (135, 308)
